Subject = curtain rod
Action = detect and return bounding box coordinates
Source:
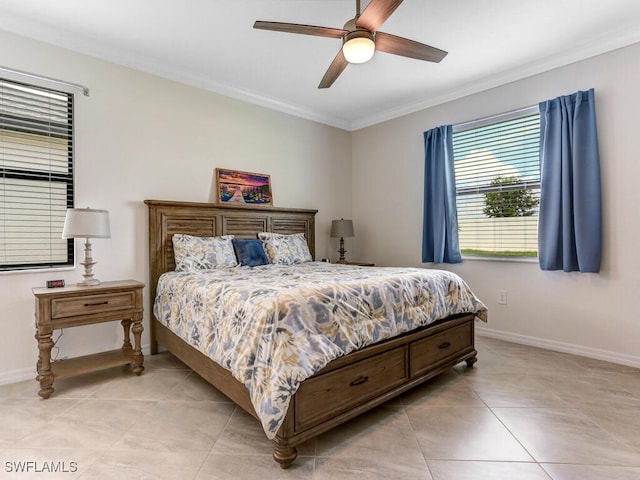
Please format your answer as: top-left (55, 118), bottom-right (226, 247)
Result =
top-left (453, 104), bottom-right (537, 133)
top-left (0, 65), bottom-right (90, 96)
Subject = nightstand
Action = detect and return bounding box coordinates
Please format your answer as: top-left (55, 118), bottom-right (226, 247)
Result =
top-left (344, 261), bottom-right (375, 266)
top-left (32, 280), bottom-right (144, 399)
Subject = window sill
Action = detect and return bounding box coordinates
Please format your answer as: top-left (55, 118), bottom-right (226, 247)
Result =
top-left (462, 254), bottom-right (538, 264)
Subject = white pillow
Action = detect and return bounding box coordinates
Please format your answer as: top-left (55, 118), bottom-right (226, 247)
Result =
top-left (258, 232), bottom-right (312, 265)
top-left (172, 234), bottom-right (237, 271)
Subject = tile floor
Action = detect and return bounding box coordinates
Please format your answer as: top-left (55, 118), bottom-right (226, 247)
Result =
top-left (1, 336), bottom-right (640, 479)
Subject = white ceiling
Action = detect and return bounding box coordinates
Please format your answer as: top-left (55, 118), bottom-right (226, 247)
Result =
top-left (1, 0), bottom-right (639, 131)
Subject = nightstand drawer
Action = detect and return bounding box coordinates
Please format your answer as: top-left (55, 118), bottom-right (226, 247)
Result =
top-left (51, 291), bottom-right (136, 319)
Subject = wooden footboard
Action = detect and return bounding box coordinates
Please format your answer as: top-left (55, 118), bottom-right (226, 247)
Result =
top-left (145, 200), bottom-right (478, 468)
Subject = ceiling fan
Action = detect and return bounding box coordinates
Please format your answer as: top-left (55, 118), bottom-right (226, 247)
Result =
top-left (253, 0), bottom-right (447, 89)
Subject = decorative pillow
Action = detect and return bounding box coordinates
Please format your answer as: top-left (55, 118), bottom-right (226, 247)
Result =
top-left (172, 234), bottom-right (237, 271)
top-left (258, 232), bottom-right (312, 265)
top-left (232, 239), bottom-right (269, 267)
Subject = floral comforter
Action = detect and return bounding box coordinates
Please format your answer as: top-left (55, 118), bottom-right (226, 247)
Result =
top-left (153, 262), bottom-right (487, 439)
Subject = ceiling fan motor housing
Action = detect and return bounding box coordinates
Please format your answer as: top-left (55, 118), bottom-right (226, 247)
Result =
top-left (343, 29), bottom-right (375, 44)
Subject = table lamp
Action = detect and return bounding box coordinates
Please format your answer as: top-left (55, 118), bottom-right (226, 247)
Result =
top-left (330, 218), bottom-right (354, 264)
top-left (62, 208), bottom-right (111, 286)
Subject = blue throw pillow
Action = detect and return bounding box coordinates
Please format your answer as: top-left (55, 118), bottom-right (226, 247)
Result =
top-left (232, 239), bottom-right (270, 267)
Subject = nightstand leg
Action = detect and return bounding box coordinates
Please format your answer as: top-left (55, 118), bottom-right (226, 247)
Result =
top-left (35, 345), bottom-right (41, 382)
top-left (131, 314), bottom-right (144, 375)
top-left (121, 318), bottom-right (132, 350)
top-left (35, 330), bottom-right (55, 399)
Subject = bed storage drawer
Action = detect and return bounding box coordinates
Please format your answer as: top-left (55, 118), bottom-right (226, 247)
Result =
top-left (294, 346), bottom-right (408, 432)
top-left (409, 320), bottom-right (473, 377)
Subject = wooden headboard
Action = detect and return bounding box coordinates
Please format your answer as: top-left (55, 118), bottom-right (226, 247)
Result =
top-left (144, 200), bottom-right (318, 350)
top-left (145, 199), bottom-right (317, 282)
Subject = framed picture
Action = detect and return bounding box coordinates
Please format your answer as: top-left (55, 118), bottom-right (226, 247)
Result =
top-left (215, 168), bottom-right (273, 206)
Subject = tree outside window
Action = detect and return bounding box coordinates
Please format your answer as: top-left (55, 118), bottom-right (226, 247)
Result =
top-left (483, 175), bottom-right (539, 218)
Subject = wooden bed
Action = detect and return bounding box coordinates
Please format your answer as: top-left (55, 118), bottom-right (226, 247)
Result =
top-left (145, 199), bottom-right (478, 469)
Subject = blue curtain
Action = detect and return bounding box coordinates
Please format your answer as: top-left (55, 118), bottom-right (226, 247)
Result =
top-left (422, 125), bottom-right (462, 264)
top-left (538, 88), bottom-right (602, 272)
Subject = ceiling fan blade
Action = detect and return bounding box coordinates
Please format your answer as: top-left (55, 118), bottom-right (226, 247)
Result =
top-left (375, 31), bottom-right (448, 62)
top-left (318, 49), bottom-right (349, 89)
top-left (356, 0), bottom-right (404, 32)
top-left (253, 21), bottom-right (346, 39)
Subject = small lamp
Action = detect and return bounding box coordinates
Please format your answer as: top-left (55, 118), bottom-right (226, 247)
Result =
top-left (62, 208), bottom-right (111, 286)
top-left (330, 218), bottom-right (354, 264)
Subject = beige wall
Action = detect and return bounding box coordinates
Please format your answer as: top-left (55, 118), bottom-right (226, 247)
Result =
top-left (0, 30), bottom-right (352, 382)
top-left (352, 42), bottom-right (640, 366)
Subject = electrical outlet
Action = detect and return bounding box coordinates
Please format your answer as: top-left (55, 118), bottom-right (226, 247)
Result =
top-left (498, 290), bottom-right (508, 305)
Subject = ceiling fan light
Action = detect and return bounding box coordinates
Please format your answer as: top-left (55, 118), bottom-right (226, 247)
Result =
top-left (342, 36), bottom-right (375, 64)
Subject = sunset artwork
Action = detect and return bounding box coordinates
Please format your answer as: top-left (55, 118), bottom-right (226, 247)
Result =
top-left (216, 168), bottom-right (273, 206)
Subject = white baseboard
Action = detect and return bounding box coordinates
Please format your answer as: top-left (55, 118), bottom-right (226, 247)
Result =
top-left (0, 366), bottom-right (35, 386)
top-left (0, 343), bottom-right (153, 387)
top-left (476, 326), bottom-right (640, 369)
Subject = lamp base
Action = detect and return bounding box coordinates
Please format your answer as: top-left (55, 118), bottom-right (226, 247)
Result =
top-left (337, 236), bottom-right (347, 263)
top-left (78, 238), bottom-right (101, 287)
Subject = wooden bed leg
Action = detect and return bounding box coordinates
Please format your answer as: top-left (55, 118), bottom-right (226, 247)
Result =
top-left (272, 442), bottom-right (297, 469)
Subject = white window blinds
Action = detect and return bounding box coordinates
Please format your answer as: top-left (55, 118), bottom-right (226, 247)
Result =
top-left (453, 109), bottom-right (540, 257)
top-left (0, 78), bottom-right (74, 271)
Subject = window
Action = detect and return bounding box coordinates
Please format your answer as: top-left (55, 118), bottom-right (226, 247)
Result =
top-left (453, 108), bottom-right (540, 258)
top-left (0, 78), bottom-right (74, 271)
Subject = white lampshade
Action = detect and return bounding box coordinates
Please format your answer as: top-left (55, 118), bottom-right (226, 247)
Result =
top-left (342, 36), bottom-right (375, 64)
top-left (330, 219), bottom-right (355, 238)
top-left (62, 208), bottom-right (111, 239)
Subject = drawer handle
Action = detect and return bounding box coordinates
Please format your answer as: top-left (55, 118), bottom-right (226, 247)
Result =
top-left (349, 376), bottom-right (369, 387)
top-left (84, 301), bottom-right (109, 307)
top-left (438, 341), bottom-right (451, 349)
